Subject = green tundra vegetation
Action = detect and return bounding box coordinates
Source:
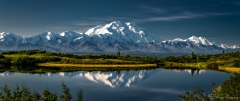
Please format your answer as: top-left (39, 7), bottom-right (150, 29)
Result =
top-left (161, 50), bottom-right (240, 73)
top-left (162, 51), bottom-right (240, 67)
top-left (0, 50), bottom-right (159, 72)
top-left (0, 50), bottom-right (159, 65)
top-left (2, 65), bottom-right (158, 73)
top-left (0, 82), bottom-right (83, 101)
top-left (0, 54), bottom-right (11, 66)
top-left (0, 49), bottom-right (240, 73)
top-left (177, 74), bottom-right (240, 101)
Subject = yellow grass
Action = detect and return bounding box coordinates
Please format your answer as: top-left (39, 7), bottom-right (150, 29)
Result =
top-left (164, 62), bottom-right (240, 74)
top-left (214, 86), bottom-right (222, 93)
top-left (218, 66), bottom-right (240, 74)
top-left (37, 63), bottom-right (157, 68)
top-left (164, 62), bottom-right (208, 69)
top-left (4, 54), bottom-right (56, 58)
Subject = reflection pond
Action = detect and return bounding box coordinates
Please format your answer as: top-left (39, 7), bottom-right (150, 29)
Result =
top-left (0, 68), bottom-right (233, 101)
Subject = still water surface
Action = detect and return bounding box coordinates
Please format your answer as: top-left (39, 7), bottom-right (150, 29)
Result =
top-left (0, 68), bottom-right (232, 101)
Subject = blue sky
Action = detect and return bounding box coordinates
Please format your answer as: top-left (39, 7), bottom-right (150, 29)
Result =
top-left (0, 0), bottom-right (240, 46)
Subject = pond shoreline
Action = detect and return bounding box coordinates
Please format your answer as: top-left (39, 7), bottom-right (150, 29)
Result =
top-left (1, 62), bottom-right (240, 74)
top-left (37, 63), bottom-right (157, 68)
top-left (163, 62), bottom-right (240, 74)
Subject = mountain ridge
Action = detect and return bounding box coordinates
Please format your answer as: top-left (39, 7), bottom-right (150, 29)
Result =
top-left (0, 21), bottom-right (239, 52)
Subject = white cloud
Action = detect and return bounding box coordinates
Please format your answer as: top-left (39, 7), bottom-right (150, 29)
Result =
top-left (132, 12), bottom-right (233, 23)
top-left (140, 5), bottom-right (165, 13)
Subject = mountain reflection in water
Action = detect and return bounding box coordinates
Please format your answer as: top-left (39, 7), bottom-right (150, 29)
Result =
top-left (0, 68), bottom-right (232, 101)
top-left (1, 69), bottom-right (206, 88)
top-left (47, 70), bottom-right (149, 88)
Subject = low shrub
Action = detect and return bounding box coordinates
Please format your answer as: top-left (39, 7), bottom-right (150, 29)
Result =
top-left (12, 56), bottom-right (37, 65)
top-left (0, 59), bottom-right (11, 65)
top-left (233, 62), bottom-right (240, 67)
top-left (0, 54), bottom-right (5, 59)
top-left (37, 56), bottom-right (61, 63)
top-left (207, 63), bottom-right (219, 69)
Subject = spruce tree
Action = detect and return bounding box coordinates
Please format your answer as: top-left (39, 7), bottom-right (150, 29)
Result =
top-left (116, 51), bottom-right (121, 57)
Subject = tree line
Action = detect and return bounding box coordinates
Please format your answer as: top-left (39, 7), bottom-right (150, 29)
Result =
top-left (0, 82), bottom-right (83, 101)
top-left (177, 74), bottom-right (240, 101)
top-left (160, 50), bottom-right (240, 68)
top-left (0, 50), bottom-right (161, 65)
top-left (1, 50), bottom-right (240, 67)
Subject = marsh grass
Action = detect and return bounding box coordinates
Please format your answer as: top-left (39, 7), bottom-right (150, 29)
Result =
top-left (218, 67), bottom-right (240, 74)
top-left (164, 62), bottom-right (240, 74)
top-left (59, 58), bottom-right (143, 64)
top-left (164, 62), bottom-right (208, 69)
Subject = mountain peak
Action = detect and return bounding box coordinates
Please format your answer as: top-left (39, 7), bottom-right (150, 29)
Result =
top-left (220, 44), bottom-right (229, 49)
top-left (0, 32), bottom-right (23, 42)
top-left (188, 36), bottom-right (198, 40)
top-left (84, 21), bottom-right (161, 43)
top-left (59, 30), bottom-right (82, 41)
top-left (0, 32), bottom-right (11, 36)
top-left (85, 25), bottom-right (104, 36)
top-left (230, 45), bottom-right (240, 49)
top-left (104, 21), bottom-right (127, 29)
top-left (0, 32), bottom-right (6, 34)
top-left (187, 36), bottom-right (213, 45)
top-left (110, 21), bottom-right (124, 25)
top-left (39, 31), bottom-right (55, 35)
top-left (60, 30), bottom-right (77, 36)
top-left (47, 31), bottom-right (53, 34)
top-left (173, 38), bottom-right (185, 41)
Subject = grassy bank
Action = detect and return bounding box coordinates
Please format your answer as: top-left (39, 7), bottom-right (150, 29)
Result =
top-left (3, 65), bottom-right (158, 73)
top-left (1, 50), bottom-right (160, 66)
top-left (163, 62), bottom-right (240, 74)
top-left (218, 66), bottom-right (240, 74)
top-left (1, 50), bottom-right (240, 74)
top-left (37, 63), bottom-right (157, 68)
top-left (164, 62), bottom-right (208, 69)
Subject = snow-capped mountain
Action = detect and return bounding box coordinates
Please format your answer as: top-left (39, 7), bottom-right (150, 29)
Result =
top-left (229, 45), bottom-right (240, 49)
top-left (187, 36), bottom-right (214, 46)
top-left (24, 32), bottom-right (60, 44)
top-left (164, 36), bottom-right (215, 46)
top-left (0, 32), bottom-right (23, 41)
top-left (84, 21), bottom-right (161, 43)
top-left (0, 21), bottom-right (239, 52)
top-left (0, 32), bottom-right (24, 50)
top-left (162, 36), bottom-right (239, 52)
